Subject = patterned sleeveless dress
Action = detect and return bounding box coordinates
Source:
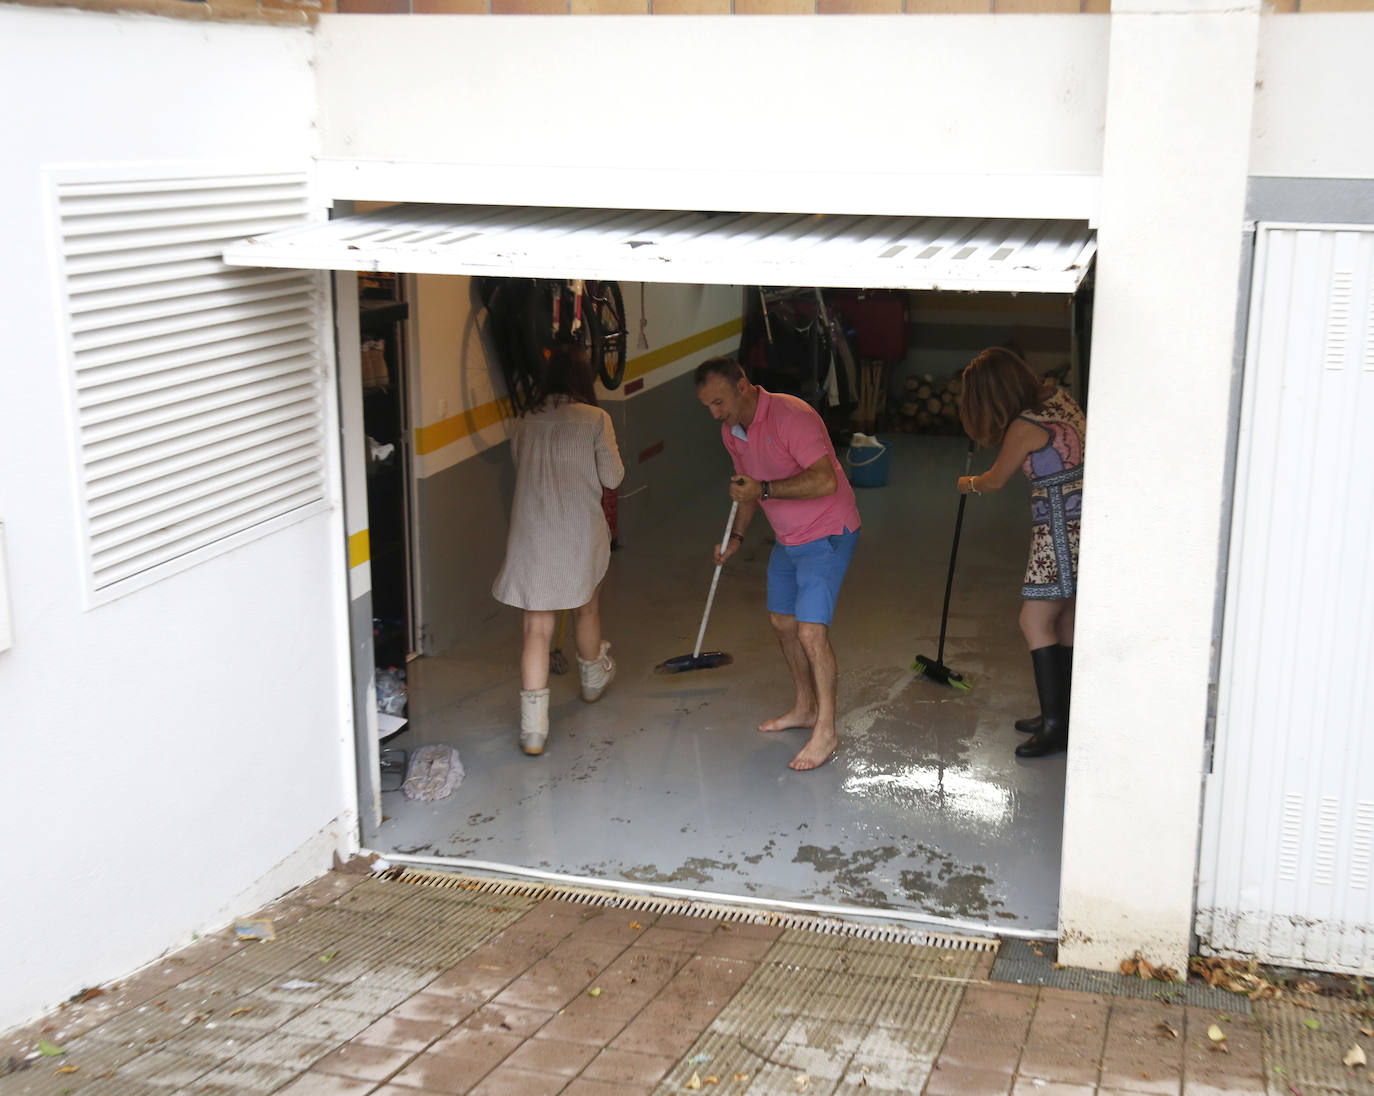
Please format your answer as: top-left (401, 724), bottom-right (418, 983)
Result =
top-left (1017, 387), bottom-right (1085, 600)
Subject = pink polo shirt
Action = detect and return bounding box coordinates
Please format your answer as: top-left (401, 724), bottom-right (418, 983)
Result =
top-left (721, 388), bottom-right (861, 547)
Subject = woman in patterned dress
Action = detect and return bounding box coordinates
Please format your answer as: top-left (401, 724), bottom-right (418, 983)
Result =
top-left (492, 344), bottom-right (625, 756)
top-left (956, 347), bottom-right (1085, 759)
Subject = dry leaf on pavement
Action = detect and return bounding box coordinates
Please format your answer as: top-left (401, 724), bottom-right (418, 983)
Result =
top-left (1342, 1046), bottom-right (1366, 1068)
top-left (1208, 1024), bottom-right (1227, 1042)
top-left (1157, 1022), bottom-right (1179, 1039)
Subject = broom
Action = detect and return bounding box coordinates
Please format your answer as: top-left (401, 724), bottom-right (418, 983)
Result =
top-left (655, 500), bottom-right (737, 674)
top-left (912, 442), bottom-right (975, 691)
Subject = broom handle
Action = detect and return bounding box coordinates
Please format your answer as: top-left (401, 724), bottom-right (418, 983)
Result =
top-left (937, 442), bottom-right (976, 664)
top-left (693, 499), bottom-right (739, 659)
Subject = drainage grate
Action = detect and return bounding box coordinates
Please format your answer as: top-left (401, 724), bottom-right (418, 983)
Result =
top-left (380, 866), bottom-right (999, 952)
top-left (991, 939), bottom-right (1253, 1013)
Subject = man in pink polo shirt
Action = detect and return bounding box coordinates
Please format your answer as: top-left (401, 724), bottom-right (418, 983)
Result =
top-left (695, 356), bottom-right (861, 771)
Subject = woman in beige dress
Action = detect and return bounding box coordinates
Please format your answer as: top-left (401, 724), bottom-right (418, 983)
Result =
top-left (492, 344), bottom-right (625, 755)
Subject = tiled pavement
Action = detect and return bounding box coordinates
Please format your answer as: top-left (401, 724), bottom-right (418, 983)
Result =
top-left (2, 869), bottom-right (1369, 1096)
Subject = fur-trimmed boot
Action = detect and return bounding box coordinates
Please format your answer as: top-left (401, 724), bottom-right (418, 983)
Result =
top-left (1015, 645), bottom-right (1070, 758)
top-left (1014, 644), bottom-right (1073, 734)
top-left (577, 641), bottom-right (616, 703)
top-left (519, 688), bottom-right (549, 756)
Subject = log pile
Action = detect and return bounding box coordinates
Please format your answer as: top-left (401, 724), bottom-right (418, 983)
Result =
top-left (891, 372), bottom-right (964, 435)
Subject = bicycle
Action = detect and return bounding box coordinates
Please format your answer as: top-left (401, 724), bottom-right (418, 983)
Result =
top-left (478, 277), bottom-right (628, 416)
top-left (525, 278), bottom-right (628, 392)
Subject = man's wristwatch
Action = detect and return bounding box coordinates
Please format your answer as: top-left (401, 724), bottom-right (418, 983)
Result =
top-left (761, 480), bottom-right (771, 500)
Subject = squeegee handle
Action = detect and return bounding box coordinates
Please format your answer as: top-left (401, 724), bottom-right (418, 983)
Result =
top-left (937, 443), bottom-right (976, 664)
top-left (693, 499), bottom-right (739, 659)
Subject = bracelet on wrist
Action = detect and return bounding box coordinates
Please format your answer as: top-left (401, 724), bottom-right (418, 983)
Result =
top-left (969, 476), bottom-right (982, 495)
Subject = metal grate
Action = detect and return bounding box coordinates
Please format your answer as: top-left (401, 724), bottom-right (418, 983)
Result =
top-left (380, 866), bottom-right (999, 953)
top-left (52, 167), bottom-right (328, 602)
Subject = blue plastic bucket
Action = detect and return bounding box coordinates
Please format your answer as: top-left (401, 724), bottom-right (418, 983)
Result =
top-left (845, 437), bottom-right (889, 488)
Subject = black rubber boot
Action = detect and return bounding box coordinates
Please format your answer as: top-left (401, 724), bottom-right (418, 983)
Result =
top-left (1016, 644), bottom-right (1070, 758)
top-left (1014, 645), bottom-right (1072, 733)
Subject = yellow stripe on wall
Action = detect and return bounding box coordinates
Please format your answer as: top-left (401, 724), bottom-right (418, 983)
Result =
top-left (411, 315), bottom-right (744, 457)
top-left (415, 396), bottom-right (513, 456)
top-left (624, 316), bottom-right (744, 383)
top-left (348, 529), bottom-right (371, 569)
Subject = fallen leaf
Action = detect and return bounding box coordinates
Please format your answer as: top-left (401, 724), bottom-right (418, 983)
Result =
top-left (1208, 1025), bottom-right (1227, 1043)
top-left (1303, 1019), bottom-right (1322, 1031)
top-left (1296, 981), bottom-right (1322, 995)
top-left (1361, 1027), bottom-right (1374, 1038)
top-left (687, 1072), bottom-right (702, 1090)
top-left (69, 987), bottom-right (105, 1005)
top-left (587, 987), bottom-right (601, 998)
top-left (36, 1041), bottom-right (64, 1058)
top-left (1211, 1042), bottom-right (1231, 1055)
top-left (629, 921), bottom-right (643, 930)
top-left (319, 951), bottom-right (339, 963)
top-left (1343, 1045), bottom-right (1366, 1068)
top-left (1157, 1023), bottom-right (1179, 1039)
top-left (228, 1007), bottom-right (254, 1017)
top-left (54, 1066), bottom-right (79, 1075)
top-left (184, 1012), bottom-right (209, 1025)
top-left (704, 1078), bottom-right (718, 1086)
top-left (794, 1075), bottom-right (810, 1091)
top-left (733, 1074), bottom-right (750, 1082)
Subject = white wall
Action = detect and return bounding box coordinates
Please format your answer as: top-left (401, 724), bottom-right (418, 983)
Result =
top-left (1251, 16), bottom-right (1374, 180)
top-left (313, 15), bottom-right (1108, 220)
top-left (1058, 0), bottom-right (1259, 973)
top-left (0, 7), bottom-right (354, 1031)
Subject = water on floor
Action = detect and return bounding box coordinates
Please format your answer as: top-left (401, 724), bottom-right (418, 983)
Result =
top-left (377, 434), bottom-right (1065, 934)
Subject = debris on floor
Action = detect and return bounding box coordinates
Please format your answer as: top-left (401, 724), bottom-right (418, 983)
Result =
top-left (231, 918), bottom-right (276, 942)
top-left (401, 744), bottom-right (463, 801)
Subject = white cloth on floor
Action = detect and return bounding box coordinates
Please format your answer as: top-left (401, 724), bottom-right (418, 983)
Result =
top-left (401, 745), bottom-right (464, 802)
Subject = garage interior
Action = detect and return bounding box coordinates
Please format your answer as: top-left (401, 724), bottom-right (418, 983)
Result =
top-left (225, 206), bottom-right (1095, 938)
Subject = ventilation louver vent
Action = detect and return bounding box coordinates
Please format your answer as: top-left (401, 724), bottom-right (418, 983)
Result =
top-left (53, 170), bottom-right (328, 601)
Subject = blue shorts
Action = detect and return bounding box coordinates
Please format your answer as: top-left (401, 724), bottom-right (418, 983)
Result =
top-left (766, 527), bottom-right (860, 626)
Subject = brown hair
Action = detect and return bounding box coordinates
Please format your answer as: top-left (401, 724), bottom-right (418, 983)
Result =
top-left (527, 342), bottom-right (598, 414)
top-left (958, 347), bottom-right (1053, 448)
top-left (694, 355), bottom-right (745, 388)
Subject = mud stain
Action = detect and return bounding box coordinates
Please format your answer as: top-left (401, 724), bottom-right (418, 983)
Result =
top-left (898, 842), bottom-right (1006, 918)
top-left (793, 844), bottom-right (901, 907)
top-left (612, 857), bottom-right (740, 885)
top-left (743, 838), bottom-right (777, 865)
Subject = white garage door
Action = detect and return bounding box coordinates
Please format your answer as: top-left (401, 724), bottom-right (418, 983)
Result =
top-left (223, 204), bottom-right (1096, 295)
top-left (1195, 224), bottom-right (1374, 975)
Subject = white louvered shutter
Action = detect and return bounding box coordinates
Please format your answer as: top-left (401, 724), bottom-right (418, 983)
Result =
top-left (52, 169), bottom-right (330, 603)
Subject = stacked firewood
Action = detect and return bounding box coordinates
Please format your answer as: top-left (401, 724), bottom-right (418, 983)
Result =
top-left (891, 372), bottom-right (964, 434)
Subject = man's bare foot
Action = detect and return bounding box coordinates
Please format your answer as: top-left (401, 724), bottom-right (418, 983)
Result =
top-left (789, 727), bottom-right (838, 771)
top-left (758, 709), bottom-right (816, 733)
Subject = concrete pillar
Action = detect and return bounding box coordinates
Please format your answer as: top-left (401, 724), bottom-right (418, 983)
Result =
top-left (1059, 0), bottom-right (1259, 973)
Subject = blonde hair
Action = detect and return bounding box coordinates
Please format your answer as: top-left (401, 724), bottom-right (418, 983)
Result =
top-left (958, 347), bottom-right (1053, 448)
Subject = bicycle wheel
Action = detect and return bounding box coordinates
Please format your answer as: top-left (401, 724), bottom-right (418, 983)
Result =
top-left (482, 278), bottom-right (540, 415)
top-left (587, 280), bottom-right (627, 390)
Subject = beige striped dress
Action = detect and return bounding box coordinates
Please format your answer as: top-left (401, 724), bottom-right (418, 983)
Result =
top-left (491, 397), bottom-right (625, 611)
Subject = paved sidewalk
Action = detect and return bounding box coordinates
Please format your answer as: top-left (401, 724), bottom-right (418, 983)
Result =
top-left (1, 869), bottom-right (1369, 1096)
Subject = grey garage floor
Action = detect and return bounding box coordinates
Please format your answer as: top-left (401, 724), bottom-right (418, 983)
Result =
top-left (377, 433), bottom-right (1064, 937)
